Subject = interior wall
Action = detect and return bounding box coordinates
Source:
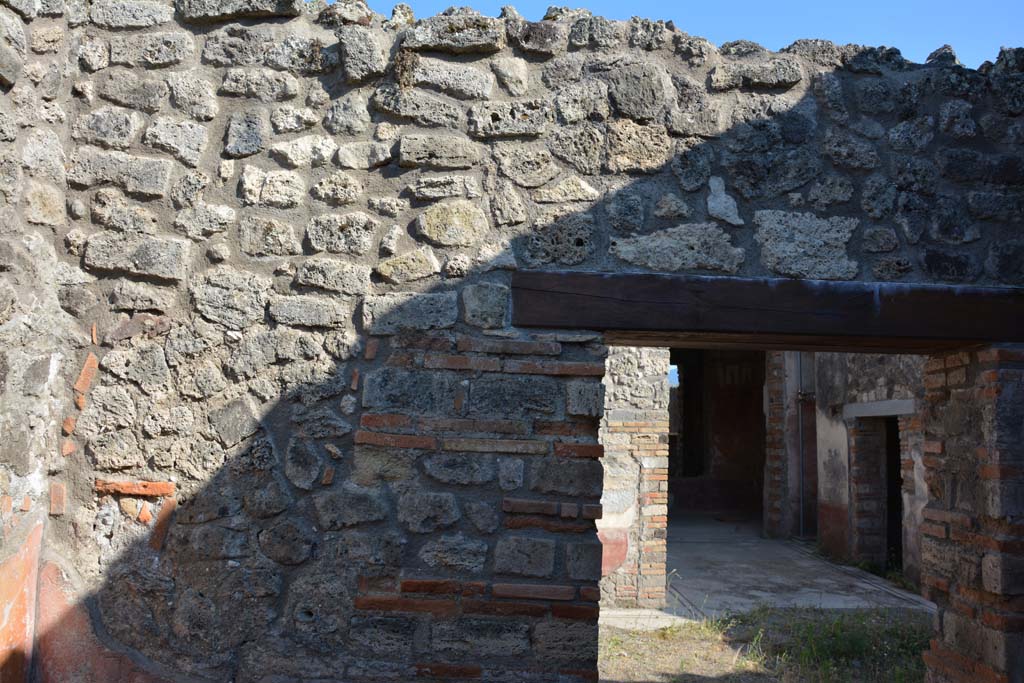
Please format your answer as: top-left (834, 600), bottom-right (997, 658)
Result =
top-left (671, 350), bottom-right (766, 516)
top-left (814, 353), bottom-right (926, 577)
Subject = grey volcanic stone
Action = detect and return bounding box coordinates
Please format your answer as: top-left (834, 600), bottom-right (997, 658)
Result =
top-left (176, 0), bottom-right (303, 22)
top-left (313, 484), bottom-right (388, 529)
top-left (307, 212), bottom-right (378, 255)
top-left (219, 68), bottom-right (300, 101)
top-left (209, 397), bottom-right (259, 446)
top-left (362, 292), bottom-right (458, 334)
top-left (424, 454), bottom-right (495, 486)
top-left (823, 128), bottom-right (879, 169)
top-left (548, 123), bottom-right (604, 175)
top-left (569, 14), bottom-right (620, 49)
top-left (322, 92), bottom-right (370, 135)
top-left (412, 56), bottom-right (493, 99)
top-left (606, 61), bottom-right (672, 121)
top-left (527, 213), bottom-right (595, 265)
top-left (529, 458), bottom-right (603, 497)
top-left (710, 58), bottom-right (802, 91)
top-left (258, 516), bottom-right (315, 564)
top-left (398, 135), bottom-right (481, 169)
top-left (295, 258), bottom-right (371, 294)
top-left (402, 9), bottom-right (506, 54)
top-left (168, 71), bottom-right (219, 121)
top-left (462, 283), bottom-right (508, 328)
top-left (311, 172), bottom-right (363, 206)
top-left (69, 147), bottom-right (173, 197)
top-left (90, 0), bottom-right (173, 28)
top-left (888, 116), bottom-right (935, 152)
top-left (72, 106), bottom-right (144, 150)
top-left (494, 536), bottom-right (555, 577)
top-left (469, 375), bottom-right (558, 419)
top-left (143, 117), bottom-right (208, 167)
top-left (920, 248), bottom-right (979, 282)
top-left (672, 139), bottom-right (713, 192)
top-left (85, 233), bottom-right (192, 281)
top-left (362, 367), bottom-right (458, 414)
top-left (611, 224), bottom-right (743, 273)
top-left (506, 13), bottom-right (568, 56)
top-left (566, 541), bottom-right (602, 580)
top-left (284, 439), bottom-right (322, 490)
top-left (99, 70), bottom-right (168, 113)
top-left (268, 295), bottom-right (351, 328)
top-left (224, 111), bottom-right (267, 158)
top-left (419, 534), bottom-right (488, 573)
top-left (372, 84), bottom-right (462, 128)
top-left (465, 502), bottom-right (499, 533)
top-left (863, 227), bottom-right (899, 253)
top-left (985, 240), bottom-right (1024, 284)
top-left (468, 99), bottom-right (549, 138)
top-left (432, 619), bottom-right (530, 657)
top-left (416, 200), bottom-right (488, 247)
top-left (398, 491), bottom-right (460, 533)
top-left (240, 216), bottom-right (301, 256)
top-left (555, 79), bottom-right (610, 124)
top-left (109, 32), bottom-right (194, 67)
top-left (336, 25), bottom-right (387, 83)
top-left (192, 266), bottom-right (271, 330)
top-left (754, 210), bottom-right (859, 279)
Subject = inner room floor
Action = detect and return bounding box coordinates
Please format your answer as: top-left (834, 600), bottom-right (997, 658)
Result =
top-left (663, 513), bottom-right (935, 619)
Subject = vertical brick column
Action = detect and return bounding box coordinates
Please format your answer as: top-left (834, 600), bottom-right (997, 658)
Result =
top-left (598, 347), bottom-right (670, 608)
top-left (846, 418), bottom-right (887, 567)
top-left (763, 351), bottom-right (789, 536)
top-left (920, 347), bottom-right (1024, 683)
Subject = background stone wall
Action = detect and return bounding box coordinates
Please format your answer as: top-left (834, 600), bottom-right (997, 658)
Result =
top-left (0, 0), bottom-right (1021, 679)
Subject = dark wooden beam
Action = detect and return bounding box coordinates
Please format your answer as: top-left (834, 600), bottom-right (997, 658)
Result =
top-left (511, 271), bottom-right (1024, 353)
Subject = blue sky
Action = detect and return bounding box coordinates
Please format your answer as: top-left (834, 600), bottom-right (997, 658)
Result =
top-left (368, 0), bottom-right (1022, 68)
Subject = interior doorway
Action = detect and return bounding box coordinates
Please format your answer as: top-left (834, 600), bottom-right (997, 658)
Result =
top-left (669, 349), bottom-right (766, 523)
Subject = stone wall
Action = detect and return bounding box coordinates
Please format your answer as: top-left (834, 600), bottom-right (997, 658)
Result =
top-left (598, 345), bottom-right (669, 608)
top-left (0, 0), bottom-right (1021, 680)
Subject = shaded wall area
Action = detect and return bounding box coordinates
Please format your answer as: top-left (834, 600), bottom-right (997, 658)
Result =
top-left (670, 349), bottom-right (766, 517)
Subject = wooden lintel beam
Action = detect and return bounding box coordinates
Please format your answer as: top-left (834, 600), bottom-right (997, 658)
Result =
top-left (511, 271), bottom-right (1024, 352)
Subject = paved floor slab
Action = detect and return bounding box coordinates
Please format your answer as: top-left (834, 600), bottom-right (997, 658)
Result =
top-left (664, 514), bottom-right (935, 619)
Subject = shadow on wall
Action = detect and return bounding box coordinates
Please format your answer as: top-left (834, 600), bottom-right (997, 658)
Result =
top-left (0, 5), bottom-right (1023, 682)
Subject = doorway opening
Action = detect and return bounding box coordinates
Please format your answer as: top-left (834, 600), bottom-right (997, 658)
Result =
top-left (670, 349), bottom-right (766, 524)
